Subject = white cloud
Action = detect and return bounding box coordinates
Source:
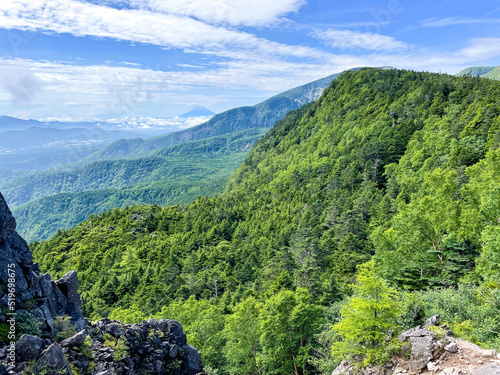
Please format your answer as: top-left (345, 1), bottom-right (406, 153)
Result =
top-left (129, 0), bottom-right (306, 27)
top-left (457, 38), bottom-right (500, 60)
top-left (422, 17), bottom-right (500, 27)
top-left (0, 0), bottom-right (316, 59)
top-left (312, 29), bottom-right (408, 51)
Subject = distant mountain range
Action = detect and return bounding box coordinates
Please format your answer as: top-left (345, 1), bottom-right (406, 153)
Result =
top-left (456, 65), bottom-right (500, 80)
top-left (83, 71), bottom-right (346, 162)
top-left (0, 108), bottom-right (216, 171)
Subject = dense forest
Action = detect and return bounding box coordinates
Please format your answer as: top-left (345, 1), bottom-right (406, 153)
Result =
top-left (9, 128), bottom-right (267, 242)
top-left (32, 69), bottom-right (500, 374)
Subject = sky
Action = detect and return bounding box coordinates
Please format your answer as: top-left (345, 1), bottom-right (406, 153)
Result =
top-left (0, 0), bottom-right (500, 123)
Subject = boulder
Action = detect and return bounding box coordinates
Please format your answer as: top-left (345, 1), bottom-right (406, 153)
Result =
top-left (409, 335), bottom-right (433, 374)
top-left (444, 342), bottom-right (458, 353)
top-left (55, 270), bottom-right (86, 330)
top-left (332, 360), bottom-right (355, 375)
top-left (424, 315), bottom-right (440, 328)
top-left (398, 326), bottom-right (432, 342)
top-left (15, 334), bottom-right (45, 362)
top-left (60, 330), bottom-right (87, 347)
top-left (184, 345), bottom-right (203, 372)
top-left (36, 343), bottom-right (72, 375)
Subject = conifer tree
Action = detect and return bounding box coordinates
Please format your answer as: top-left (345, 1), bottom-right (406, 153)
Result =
top-left (331, 260), bottom-right (401, 367)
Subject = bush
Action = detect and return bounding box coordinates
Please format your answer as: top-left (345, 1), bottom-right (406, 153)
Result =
top-left (53, 315), bottom-right (77, 341)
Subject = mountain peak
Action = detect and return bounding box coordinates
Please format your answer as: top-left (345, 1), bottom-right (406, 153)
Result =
top-left (178, 106), bottom-right (215, 118)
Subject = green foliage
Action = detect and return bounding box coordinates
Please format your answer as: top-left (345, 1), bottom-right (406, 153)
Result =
top-left (332, 261), bottom-right (401, 368)
top-left (53, 315), bottom-right (77, 342)
top-left (16, 311), bottom-right (43, 339)
top-left (258, 289), bottom-right (324, 375)
top-left (103, 333), bottom-right (129, 361)
top-left (77, 336), bottom-right (94, 360)
top-left (223, 297), bottom-right (262, 375)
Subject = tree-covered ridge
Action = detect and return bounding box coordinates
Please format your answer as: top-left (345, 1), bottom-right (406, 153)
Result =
top-left (457, 65), bottom-right (500, 80)
top-left (31, 69), bottom-right (500, 373)
top-left (8, 128), bottom-right (267, 242)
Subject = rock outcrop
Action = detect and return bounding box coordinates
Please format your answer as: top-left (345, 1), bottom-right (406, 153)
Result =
top-left (331, 315), bottom-right (500, 375)
top-left (0, 192), bottom-right (204, 375)
top-left (0, 192), bottom-right (85, 336)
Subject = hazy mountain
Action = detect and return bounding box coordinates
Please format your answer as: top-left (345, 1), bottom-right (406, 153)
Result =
top-left (179, 106), bottom-right (215, 118)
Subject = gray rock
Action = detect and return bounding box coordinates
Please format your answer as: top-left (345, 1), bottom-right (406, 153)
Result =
top-left (15, 334), bottom-right (45, 362)
top-left (471, 365), bottom-right (500, 375)
top-left (167, 320), bottom-right (187, 345)
top-left (0, 193), bottom-right (16, 241)
top-left (409, 335), bottom-right (433, 373)
top-left (55, 270), bottom-right (86, 330)
top-left (168, 344), bottom-right (179, 359)
top-left (424, 315), bottom-right (440, 328)
top-left (184, 345), bottom-right (202, 372)
top-left (398, 326), bottom-right (432, 342)
top-left (36, 343), bottom-right (72, 375)
top-left (60, 330), bottom-right (87, 347)
top-left (332, 360), bottom-right (355, 375)
top-left (444, 341), bottom-right (458, 353)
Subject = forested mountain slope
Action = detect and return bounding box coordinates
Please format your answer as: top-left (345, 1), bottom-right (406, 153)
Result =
top-left (83, 71), bottom-right (345, 161)
top-left (31, 69), bottom-right (500, 374)
top-left (9, 128), bottom-right (266, 242)
top-left (457, 65), bottom-right (500, 80)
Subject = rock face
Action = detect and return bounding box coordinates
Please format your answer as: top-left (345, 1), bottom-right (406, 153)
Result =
top-left (0, 192), bottom-right (85, 336)
top-left (0, 192), bottom-right (204, 375)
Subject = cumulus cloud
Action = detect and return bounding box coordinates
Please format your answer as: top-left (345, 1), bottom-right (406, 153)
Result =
top-left (312, 28), bottom-right (408, 51)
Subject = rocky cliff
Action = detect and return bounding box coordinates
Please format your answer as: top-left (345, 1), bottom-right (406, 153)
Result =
top-left (0, 192), bottom-right (203, 375)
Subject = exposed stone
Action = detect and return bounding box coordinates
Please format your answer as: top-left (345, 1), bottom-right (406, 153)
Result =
top-left (0, 193), bottom-right (16, 241)
top-left (424, 315), bottom-right (440, 328)
top-left (332, 360), bottom-right (355, 375)
top-left (60, 330), bottom-right (87, 347)
top-left (471, 365), bottom-right (500, 375)
top-left (409, 335), bottom-right (434, 373)
top-left (184, 345), bottom-right (202, 372)
top-left (445, 342), bottom-right (458, 353)
top-left (398, 326), bottom-right (433, 342)
top-left (55, 270), bottom-right (86, 330)
top-left (15, 335), bottom-right (45, 362)
top-left (36, 343), bottom-right (72, 375)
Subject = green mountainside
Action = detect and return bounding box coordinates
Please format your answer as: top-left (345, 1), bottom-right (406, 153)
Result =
top-left (83, 71), bottom-right (345, 162)
top-left (9, 128), bottom-right (267, 242)
top-left (31, 69), bottom-right (500, 373)
top-left (457, 65), bottom-right (500, 80)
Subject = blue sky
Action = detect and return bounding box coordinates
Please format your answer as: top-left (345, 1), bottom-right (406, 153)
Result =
top-left (0, 0), bottom-right (499, 123)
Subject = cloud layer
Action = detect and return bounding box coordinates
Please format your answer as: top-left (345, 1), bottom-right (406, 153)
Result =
top-left (312, 28), bottom-right (408, 51)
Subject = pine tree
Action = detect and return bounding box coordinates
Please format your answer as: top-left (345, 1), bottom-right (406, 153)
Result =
top-left (331, 260), bottom-right (401, 367)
